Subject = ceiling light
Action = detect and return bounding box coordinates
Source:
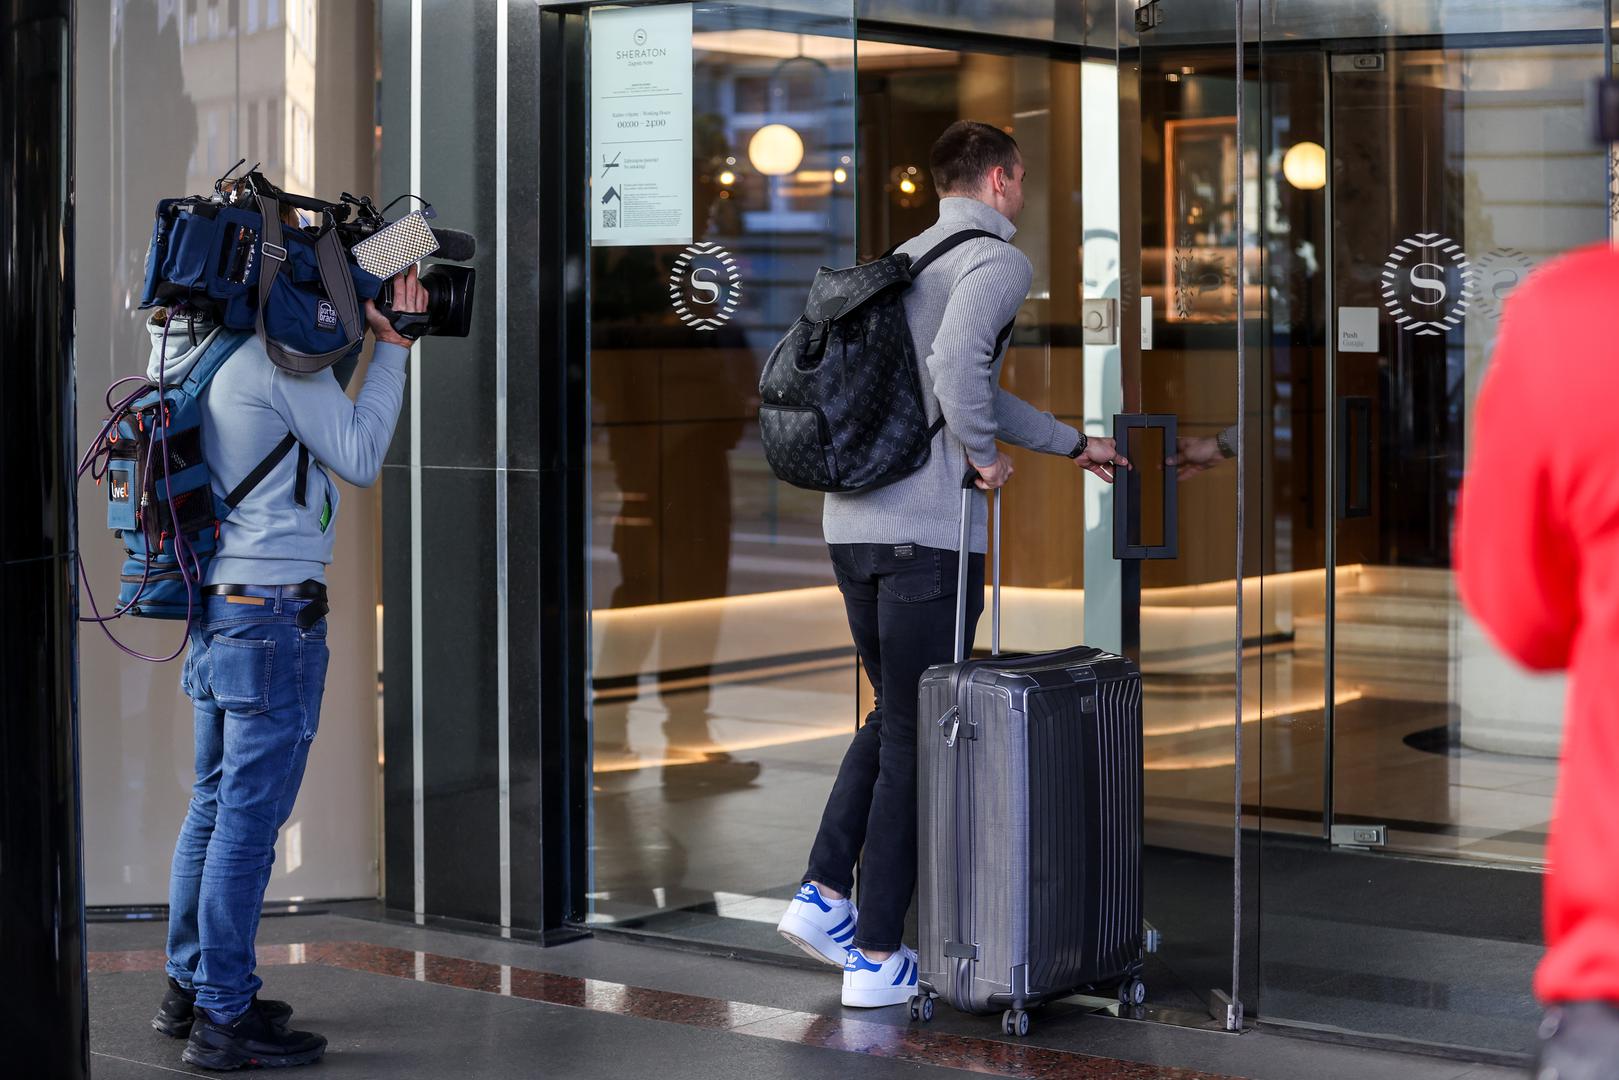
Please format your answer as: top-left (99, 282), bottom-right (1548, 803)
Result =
top-left (748, 124), bottom-right (804, 176)
top-left (1282, 140), bottom-right (1327, 190)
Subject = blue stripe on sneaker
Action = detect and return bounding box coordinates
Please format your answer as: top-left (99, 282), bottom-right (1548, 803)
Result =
top-left (891, 958), bottom-right (911, 986)
top-left (795, 885), bottom-right (832, 913)
top-left (845, 950), bottom-right (883, 974)
top-left (832, 928), bottom-right (855, 943)
top-left (827, 915), bottom-right (852, 936)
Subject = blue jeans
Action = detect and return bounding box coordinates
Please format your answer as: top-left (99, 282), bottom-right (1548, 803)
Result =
top-left (166, 592), bottom-right (330, 1020)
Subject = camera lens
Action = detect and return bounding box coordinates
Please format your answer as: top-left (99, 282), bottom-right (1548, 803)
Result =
top-left (377, 264), bottom-right (476, 339)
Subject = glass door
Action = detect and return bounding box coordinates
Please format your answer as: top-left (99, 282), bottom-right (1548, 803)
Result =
top-left (1255, 0), bottom-right (1611, 1054)
top-left (575, 0), bottom-right (1251, 1031)
top-left (1103, 0), bottom-right (1252, 1029)
top-left (582, 0), bottom-right (861, 948)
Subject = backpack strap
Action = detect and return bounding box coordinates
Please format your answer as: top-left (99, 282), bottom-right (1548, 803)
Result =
top-left (255, 194), bottom-right (366, 375)
top-left (176, 327), bottom-right (254, 397)
top-left (908, 228), bottom-right (1004, 277)
top-left (222, 433), bottom-right (305, 511)
top-left (914, 232), bottom-right (1017, 445)
top-left (172, 324), bottom-right (310, 514)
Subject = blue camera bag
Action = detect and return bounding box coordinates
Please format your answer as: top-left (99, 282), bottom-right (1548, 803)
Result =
top-left (141, 194), bottom-right (384, 374)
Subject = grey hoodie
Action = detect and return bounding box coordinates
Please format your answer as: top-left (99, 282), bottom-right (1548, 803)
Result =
top-left (822, 197), bottom-right (1081, 554)
top-left (146, 313), bottom-right (409, 585)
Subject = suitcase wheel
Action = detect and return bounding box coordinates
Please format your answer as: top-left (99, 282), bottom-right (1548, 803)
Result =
top-left (1117, 977), bottom-right (1148, 1007)
top-left (1001, 1009), bottom-right (1031, 1037)
top-left (908, 995), bottom-right (935, 1023)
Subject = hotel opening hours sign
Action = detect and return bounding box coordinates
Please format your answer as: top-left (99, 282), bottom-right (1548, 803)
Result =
top-left (589, 6), bottom-right (693, 248)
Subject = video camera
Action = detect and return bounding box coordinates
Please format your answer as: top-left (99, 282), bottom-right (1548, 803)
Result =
top-left (141, 161), bottom-right (476, 361)
top-left (232, 169), bottom-right (477, 340)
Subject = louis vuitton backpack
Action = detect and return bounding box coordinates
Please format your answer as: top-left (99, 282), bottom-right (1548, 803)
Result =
top-left (757, 229), bottom-right (1008, 494)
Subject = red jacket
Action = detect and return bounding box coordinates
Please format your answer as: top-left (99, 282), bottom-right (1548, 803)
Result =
top-left (1457, 242), bottom-right (1619, 1004)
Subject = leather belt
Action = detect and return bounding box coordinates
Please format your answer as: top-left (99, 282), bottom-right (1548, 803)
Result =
top-left (204, 581), bottom-right (328, 602)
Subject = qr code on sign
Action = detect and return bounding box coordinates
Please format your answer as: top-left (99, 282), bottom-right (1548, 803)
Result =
top-left (602, 207), bottom-right (619, 229)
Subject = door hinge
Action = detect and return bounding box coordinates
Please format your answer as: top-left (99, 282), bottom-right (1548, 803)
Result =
top-left (1135, 0), bottom-right (1163, 33)
top-left (1209, 989), bottom-right (1244, 1031)
top-left (1331, 823), bottom-right (1388, 848)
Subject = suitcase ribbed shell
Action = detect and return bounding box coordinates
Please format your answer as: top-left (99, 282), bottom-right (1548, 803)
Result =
top-left (917, 646), bottom-right (1144, 1016)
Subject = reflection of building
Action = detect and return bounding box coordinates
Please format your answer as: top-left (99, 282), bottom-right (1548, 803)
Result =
top-left (78, 0), bottom-right (380, 920)
top-left (173, 0), bottom-right (317, 192)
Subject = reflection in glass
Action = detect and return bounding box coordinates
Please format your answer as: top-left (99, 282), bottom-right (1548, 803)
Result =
top-left (1250, 13), bottom-right (1606, 1053)
top-left (79, 0), bottom-right (379, 908)
top-left (586, 5), bottom-right (860, 940)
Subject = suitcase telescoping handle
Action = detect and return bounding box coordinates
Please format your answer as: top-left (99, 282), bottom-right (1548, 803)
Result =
top-left (953, 468), bottom-right (1003, 666)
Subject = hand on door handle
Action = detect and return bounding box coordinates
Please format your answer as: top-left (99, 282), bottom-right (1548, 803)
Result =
top-left (1166, 434), bottom-right (1230, 480)
top-left (1072, 435), bottom-right (1130, 484)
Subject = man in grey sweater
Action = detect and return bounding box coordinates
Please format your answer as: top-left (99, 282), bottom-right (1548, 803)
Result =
top-left (775, 121), bottom-right (1126, 1007)
top-left (151, 266), bottom-right (424, 1069)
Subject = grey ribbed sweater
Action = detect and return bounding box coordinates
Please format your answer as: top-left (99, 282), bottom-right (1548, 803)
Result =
top-left (822, 197), bottom-right (1081, 554)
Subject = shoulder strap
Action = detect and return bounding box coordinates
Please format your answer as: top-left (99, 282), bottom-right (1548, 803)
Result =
top-left (177, 327), bottom-right (254, 397)
top-left (255, 195), bottom-right (365, 374)
top-left (223, 433), bottom-right (298, 510)
top-left (908, 228), bottom-right (1004, 278)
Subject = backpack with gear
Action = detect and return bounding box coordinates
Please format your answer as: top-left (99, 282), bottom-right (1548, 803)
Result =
top-left (81, 323), bottom-right (311, 660)
top-left (757, 229), bottom-right (1012, 494)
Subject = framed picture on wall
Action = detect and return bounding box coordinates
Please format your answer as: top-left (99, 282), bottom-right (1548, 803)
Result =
top-left (1163, 117), bottom-right (1239, 323)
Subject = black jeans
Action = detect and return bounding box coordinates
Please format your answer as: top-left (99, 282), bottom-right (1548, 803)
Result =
top-left (804, 541), bottom-right (984, 952)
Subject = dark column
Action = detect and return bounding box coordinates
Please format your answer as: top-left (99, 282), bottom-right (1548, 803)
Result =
top-left (0, 1), bottom-right (87, 1078)
top-left (377, 1), bottom-right (589, 938)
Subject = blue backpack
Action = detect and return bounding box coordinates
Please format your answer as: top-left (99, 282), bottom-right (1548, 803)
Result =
top-left (91, 325), bottom-right (306, 623)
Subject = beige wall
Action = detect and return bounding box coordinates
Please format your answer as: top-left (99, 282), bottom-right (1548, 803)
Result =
top-left (75, 0), bottom-right (381, 905)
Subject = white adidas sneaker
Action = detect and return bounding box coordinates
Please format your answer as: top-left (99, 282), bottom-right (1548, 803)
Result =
top-left (776, 882), bottom-right (858, 967)
top-left (841, 945), bottom-right (919, 1009)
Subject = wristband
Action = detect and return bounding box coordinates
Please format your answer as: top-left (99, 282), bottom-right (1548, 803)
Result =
top-left (1066, 431), bottom-right (1089, 459)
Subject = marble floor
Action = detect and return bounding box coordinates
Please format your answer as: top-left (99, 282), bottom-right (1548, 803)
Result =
top-left (86, 911), bottom-right (1527, 1079)
top-left (584, 629), bottom-right (1552, 1057)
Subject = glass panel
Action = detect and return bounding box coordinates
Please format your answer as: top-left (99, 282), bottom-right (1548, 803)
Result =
top-left (1257, 0), bottom-right (1605, 1053)
top-left (74, 0), bottom-right (381, 907)
top-left (1128, 0), bottom-right (1249, 1024)
top-left (585, 0), bottom-right (859, 951)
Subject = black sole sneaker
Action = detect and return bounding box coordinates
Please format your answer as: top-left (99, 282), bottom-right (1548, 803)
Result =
top-left (180, 1040), bottom-right (327, 1071)
top-left (153, 977), bottom-right (294, 1040)
top-left (181, 1002), bottom-right (325, 1071)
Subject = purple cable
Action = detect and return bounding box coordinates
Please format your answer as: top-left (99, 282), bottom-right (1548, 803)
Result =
top-left (76, 309), bottom-right (195, 661)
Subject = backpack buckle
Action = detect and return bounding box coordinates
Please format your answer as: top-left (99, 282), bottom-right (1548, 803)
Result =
top-left (806, 318), bottom-right (832, 357)
top-left (262, 242), bottom-right (288, 264)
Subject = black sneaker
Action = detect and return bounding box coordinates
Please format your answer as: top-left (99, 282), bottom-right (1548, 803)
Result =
top-left (153, 977), bottom-right (294, 1039)
top-left (181, 1000), bottom-right (326, 1071)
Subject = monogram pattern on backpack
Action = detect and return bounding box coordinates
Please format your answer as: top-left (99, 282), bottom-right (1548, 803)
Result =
top-left (758, 230), bottom-right (1003, 494)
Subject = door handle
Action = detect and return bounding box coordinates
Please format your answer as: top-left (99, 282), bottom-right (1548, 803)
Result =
top-left (1113, 413), bottom-right (1179, 560)
top-left (1337, 396), bottom-right (1372, 519)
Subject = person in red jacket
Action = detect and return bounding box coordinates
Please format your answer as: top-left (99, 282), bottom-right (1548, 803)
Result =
top-left (1457, 241), bottom-right (1619, 1076)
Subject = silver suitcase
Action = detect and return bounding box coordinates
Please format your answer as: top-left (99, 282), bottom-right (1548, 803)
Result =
top-left (913, 480), bottom-right (1146, 1036)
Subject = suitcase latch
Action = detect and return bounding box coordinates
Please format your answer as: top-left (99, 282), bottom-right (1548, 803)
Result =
top-left (938, 705), bottom-right (975, 746)
top-left (944, 940), bottom-right (979, 961)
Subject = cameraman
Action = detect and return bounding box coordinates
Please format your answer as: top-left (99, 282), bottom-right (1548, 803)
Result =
top-left (151, 266), bottom-right (425, 1071)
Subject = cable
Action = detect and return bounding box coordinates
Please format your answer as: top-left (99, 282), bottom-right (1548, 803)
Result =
top-left (76, 307), bottom-right (197, 661)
